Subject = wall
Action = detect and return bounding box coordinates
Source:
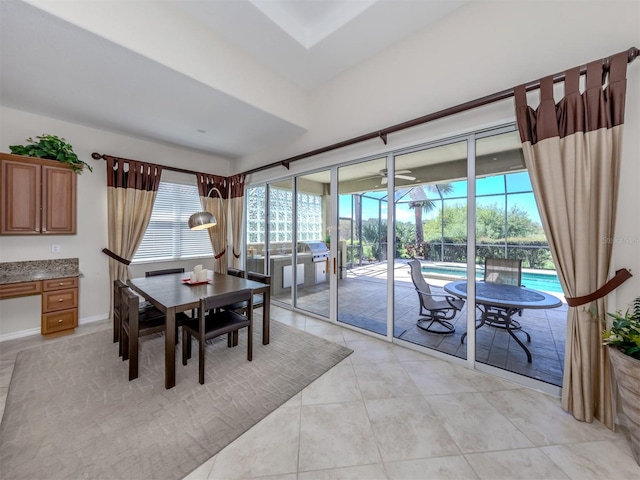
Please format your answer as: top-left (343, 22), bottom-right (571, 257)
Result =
top-left (0, 107), bottom-right (230, 338)
top-left (242, 0), bottom-right (640, 309)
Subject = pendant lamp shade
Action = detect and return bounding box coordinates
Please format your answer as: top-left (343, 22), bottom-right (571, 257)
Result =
top-left (188, 211), bottom-right (217, 230)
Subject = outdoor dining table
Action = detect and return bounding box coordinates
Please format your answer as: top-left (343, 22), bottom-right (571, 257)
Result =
top-left (443, 280), bottom-right (562, 363)
top-left (129, 272), bottom-right (271, 389)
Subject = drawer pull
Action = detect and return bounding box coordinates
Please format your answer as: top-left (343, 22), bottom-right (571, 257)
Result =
top-left (59, 282), bottom-right (64, 286)
top-left (58, 319), bottom-right (63, 323)
top-left (59, 298), bottom-right (64, 302)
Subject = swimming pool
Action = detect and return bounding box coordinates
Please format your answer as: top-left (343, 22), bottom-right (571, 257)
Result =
top-left (421, 264), bottom-right (563, 293)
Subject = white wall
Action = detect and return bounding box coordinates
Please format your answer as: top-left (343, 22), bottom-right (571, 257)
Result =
top-left (242, 0), bottom-right (640, 310)
top-left (0, 107), bottom-right (231, 338)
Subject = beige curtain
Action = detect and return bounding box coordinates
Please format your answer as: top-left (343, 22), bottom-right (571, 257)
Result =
top-left (229, 174), bottom-right (246, 270)
top-left (196, 173), bottom-right (228, 274)
top-left (514, 52), bottom-right (629, 429)
top-left (106, 157), bottom-right (162, 311)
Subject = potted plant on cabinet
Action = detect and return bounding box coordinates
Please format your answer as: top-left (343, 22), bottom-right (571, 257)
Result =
top-left (9, 134), bottom-right (92, 173)
top-left (602, 296), bottom-right (640, 465)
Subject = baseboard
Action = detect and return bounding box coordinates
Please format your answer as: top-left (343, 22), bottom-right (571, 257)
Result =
top-left (0, 313), bottom-right (108, 343)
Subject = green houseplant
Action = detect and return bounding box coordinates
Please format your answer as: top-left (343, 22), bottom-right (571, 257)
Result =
top-left (9, 134), bottom-right (92, 173)
top-left (602, 296), bottom-right (640, 465)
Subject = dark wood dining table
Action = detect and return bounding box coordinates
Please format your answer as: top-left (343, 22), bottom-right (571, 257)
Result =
top-left (129, 272), bottom-right (271, 389)
top-left (443, 280), bottom-right (562, 362)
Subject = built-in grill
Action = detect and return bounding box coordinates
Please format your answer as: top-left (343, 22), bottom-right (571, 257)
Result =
top-left (298, 241), bottom-right (330, 263)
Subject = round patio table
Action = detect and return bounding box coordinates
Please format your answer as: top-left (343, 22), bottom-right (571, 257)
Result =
top-left (444, 280), bottom-right (562, 363)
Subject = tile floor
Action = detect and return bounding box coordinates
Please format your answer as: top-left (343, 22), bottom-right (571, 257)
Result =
top-left (184, 305), bottom-right (639, 480)
top-left (1, 310), bottom-right (639, 479)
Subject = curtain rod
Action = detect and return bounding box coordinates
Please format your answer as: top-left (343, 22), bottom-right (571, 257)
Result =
top-left (242, 46), bottom-right (639, 177)
top-left (91, 152), bottom-right (200, 176)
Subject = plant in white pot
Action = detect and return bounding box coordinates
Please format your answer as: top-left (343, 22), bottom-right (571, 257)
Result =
top-left (602, 296), bottom-right (640, 465)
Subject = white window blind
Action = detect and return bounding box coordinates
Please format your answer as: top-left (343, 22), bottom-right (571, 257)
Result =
top-left (133, 182), bottom-right (213, 263)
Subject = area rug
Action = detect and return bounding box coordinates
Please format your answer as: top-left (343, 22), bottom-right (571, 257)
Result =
top-left (0, 320), bottom-right (352, 480)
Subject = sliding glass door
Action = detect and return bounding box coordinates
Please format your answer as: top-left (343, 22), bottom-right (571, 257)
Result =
top-left (294, 170), bottom-right (331, 319)
top-left (245, 123), bottom-right (565, 391)
top-left (392, 139), bottom-right (469, 357)
top-left (336, 158), bottom-right (388, 335)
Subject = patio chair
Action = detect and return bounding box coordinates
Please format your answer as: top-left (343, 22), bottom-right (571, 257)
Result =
top-left (408, 259), bottom-right (464, 334)
top-left (483, 257), bottom-right (522, 286)
top-left (482, 257), bottom-right (529, 338)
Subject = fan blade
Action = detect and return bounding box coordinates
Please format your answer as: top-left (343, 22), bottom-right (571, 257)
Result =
top-left (395, 170), bottom-right (412, 175)
top-left (395, 174), bottom-right (416, 181)
top-left (381, 176), bottom-right (388, 185)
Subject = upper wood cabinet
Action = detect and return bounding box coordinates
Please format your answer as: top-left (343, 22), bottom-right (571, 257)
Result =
top-left (0, 153), bottom-right (77, 235)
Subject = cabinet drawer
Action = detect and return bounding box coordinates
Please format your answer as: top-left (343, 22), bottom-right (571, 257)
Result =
top-left (42, 309), bottom-right (78, 334)
top-left (0, 281), bottom-right (41, 299)
top-left (43, 277), bottom-right (78, 291)
top-left (42, 288), bottom-right (78, 313)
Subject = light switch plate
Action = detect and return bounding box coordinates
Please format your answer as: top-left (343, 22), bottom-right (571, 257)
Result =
top-left (51, 244), bottom-right (61, 253)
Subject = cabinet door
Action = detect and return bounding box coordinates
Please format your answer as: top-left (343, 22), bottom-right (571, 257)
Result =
top-left (0, 159), bottom-right (41, 234)
top-left (42, 165), bottom-right (76, 234)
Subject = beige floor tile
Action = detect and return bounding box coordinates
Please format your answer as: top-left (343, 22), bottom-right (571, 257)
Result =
top-left (341, 328), bottom-right (376, 342)
top-left (305, 323), bottom-right (347, 344)
top-left (209, 405), bottom-right (301, 479)
top-left (365, 396), bottom-right (460, 462)
top-left (465, 448), bottom-right (570, 479)
top-left (182, 456), bottom-right (215, 480)
top-left (425, 393), bottom-right (534, 453)
top-left (385, 456), bottom-right (479, 480)
top-left (298, 401), bottom-right (381, 471)
top-left (353, 362), bottom-right (421, 400)
top-left (345, 339), bottom-right (398, 365)
top-left (539, 440), bottom-right (640, 480)
top-left (402, 360), bottom-right (517, 396)
top-left (482, 389), bottom-right (619, 446)
top-left (301, 364), bottom-right (361, 405)
top-left (298, 464), bottom-right (387, 480)
top-left (243, 475), bottom-right (297, 480)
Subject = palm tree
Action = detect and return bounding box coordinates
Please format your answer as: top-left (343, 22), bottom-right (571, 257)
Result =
top-left (408, 184), bottom-right (452, 247)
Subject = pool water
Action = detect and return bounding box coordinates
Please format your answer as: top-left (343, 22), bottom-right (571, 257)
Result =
top-left (421, 265), bottom-right (563, 294)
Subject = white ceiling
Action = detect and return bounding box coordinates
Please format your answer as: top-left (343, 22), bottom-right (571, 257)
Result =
top-left (0, 0), bottom-right (468, 162)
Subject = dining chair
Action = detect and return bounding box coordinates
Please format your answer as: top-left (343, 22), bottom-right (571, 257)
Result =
top-left (113, 279), bottom-right (164, 355)
top-left (408, 259), bottom-right (464, 334)
top-left (181, 289), bottom-right (253, 385)
top-left (225, 272), bottom-right (270, 346)
top-left (227, 267), bottom-right (246, 278)
top-left (144, 267), bottom-right (185, 277)
top-left (120, 286), bottom-right (167, 381)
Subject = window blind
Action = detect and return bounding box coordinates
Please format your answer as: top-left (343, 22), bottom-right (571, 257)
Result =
top-left (133, 182), bottom-right (213, 263)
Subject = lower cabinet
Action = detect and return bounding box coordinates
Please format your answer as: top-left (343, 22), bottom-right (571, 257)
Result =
top-left (41, 277), bottom-right (79, 335)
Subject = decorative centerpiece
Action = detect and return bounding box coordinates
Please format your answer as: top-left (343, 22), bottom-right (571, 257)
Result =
top-left (602, 296), bottom-right (640, 465)
top-left (9, 134), bottom-right (92, 173)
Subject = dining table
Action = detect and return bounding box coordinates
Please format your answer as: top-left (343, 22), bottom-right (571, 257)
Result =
top-left (129, 272), bottom-right (271, 389)
top-left (443, 280), bottom-right (562, 362)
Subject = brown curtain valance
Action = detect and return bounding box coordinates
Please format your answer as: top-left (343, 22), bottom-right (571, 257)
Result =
top-left (228, 174), bottom-right (246, 198)
top-left (195, 172), bottom-right (228, 199)
top-left (106, 157), bottom-right (163, 190)
top-left (515, 51), bottom-right (628, 145)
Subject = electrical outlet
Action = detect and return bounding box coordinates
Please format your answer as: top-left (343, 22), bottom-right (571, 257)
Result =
top-left (51, 244), bottom-right (61, 253)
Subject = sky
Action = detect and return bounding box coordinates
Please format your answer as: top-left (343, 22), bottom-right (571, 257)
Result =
top-left (340, 172), bottom-right (543, 226)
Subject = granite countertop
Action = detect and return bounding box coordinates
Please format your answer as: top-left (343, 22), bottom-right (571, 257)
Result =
top-left (0, 258), bottom-right (80, 285)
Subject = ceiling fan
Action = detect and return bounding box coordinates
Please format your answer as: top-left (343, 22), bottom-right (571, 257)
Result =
top-left (375, 169), bottom-right (416, 184)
